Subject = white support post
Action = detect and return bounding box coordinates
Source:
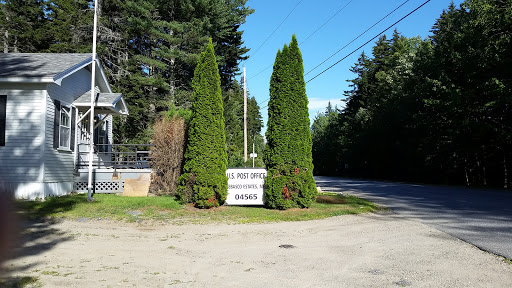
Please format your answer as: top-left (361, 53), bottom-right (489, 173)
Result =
top-left (77, 109), bottom-right (91, 124)
top-left (87, 0), bottom-right (99, 202)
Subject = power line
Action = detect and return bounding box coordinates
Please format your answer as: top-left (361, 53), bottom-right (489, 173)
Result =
top-left (306, 0), bottom-right (431, 84)
top-left (248, 64), bottom-right (273, 81)
top-left (256, 0), bottom-right (424, 111)
top-left (249, 0), bottom-right (355, 82)
top-left (304, 0), bottom-right (410, 76)
top-left (257, 97), bottom-right (270, 111)
top-left (242, 0), bottom-right (304, 66)
top-left (300, 0), bottom-right (354, 45)
top-left (248, 0), bottom-right (410, 80)
top-left (259, 102), bottom-right (269, 111)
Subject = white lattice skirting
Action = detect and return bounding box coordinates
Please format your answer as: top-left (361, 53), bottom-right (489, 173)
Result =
top-left (74, 181), bottom-right (124, 193)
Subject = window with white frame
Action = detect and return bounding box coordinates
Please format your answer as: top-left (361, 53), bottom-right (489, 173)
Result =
top-left (94, 116), bottom-right (108, 152)
top-left (59, 106), bottom-right (71, 148)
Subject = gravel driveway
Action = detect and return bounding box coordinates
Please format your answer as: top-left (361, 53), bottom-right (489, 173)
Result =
top-left (2, 213), bottom-right (512, 287)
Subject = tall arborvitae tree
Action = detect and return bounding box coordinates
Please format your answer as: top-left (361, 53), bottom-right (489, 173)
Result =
top-left (176, 39), bottom-right (228, 208)
top-left (264, 35), bottom-right (316, 209)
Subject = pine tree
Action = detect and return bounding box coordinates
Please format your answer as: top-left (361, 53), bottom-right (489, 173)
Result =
top-left (247, 96), bottom-right (264, 167)
top-left (176, 39), bottom-right (228, 208)
top-left (264, 35), bottom-right (317, 209)
top-left (223, 85), bottom-right (264, 167)
top-left (45, 0), bottom-right (93, 53)
top-left (1, 0), bottom-right (48, 52)
top-left (223, 81), bottom-right (244, 167)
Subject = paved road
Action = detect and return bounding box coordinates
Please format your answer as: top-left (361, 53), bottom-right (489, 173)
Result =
top-left (315, 176), bottom-right (512, 260)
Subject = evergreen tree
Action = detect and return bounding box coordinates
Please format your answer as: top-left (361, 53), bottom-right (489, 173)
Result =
top-left (314, 0), bottom-right (512, 188)
top-left (103, 0), bottom-right (254, 143)
top-left (176, 39), bottom-right (228, 208)
top-left (222, 85), bottom-right (264, 167)
top-left (311, 104), bottom-right (340, 175)
top-left (223, 81), bottom-right (244, 167)
top-left (46, 0), bottom-right (93, 53)
top-left (264, 35), bottom-right (316, 209)
top-left (1, 0), bottom-right (254, 146)
top-left (1, 0), bottom-right (48, 52)
top-left (247, 96), bottom-right (264, 167)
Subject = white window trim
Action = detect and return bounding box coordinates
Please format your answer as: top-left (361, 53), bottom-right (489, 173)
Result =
top-left (58, 105), bottom-right (72, 151)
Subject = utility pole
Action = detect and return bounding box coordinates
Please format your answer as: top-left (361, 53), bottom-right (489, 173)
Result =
top-left (243, 66), bottom-right (247, 163)
top-left (87, 0), bottom-right (99, 202)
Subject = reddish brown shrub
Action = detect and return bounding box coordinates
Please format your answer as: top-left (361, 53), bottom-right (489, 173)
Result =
top-left (149, 117), bottom-right (187, 195)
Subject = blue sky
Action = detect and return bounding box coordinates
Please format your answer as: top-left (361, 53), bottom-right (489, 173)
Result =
top-left (237, 0), bottom-right (464, 134)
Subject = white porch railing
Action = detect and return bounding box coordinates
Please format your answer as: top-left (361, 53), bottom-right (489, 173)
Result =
top-left (77, 144), bottom-right (152, 169)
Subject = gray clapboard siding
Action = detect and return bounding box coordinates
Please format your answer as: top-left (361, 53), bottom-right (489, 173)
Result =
top-left (0, 86), bottom-right (45, 183)
top-left (44, 68), bottom-right (91, 182)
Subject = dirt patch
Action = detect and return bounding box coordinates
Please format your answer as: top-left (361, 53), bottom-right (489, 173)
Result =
top-left (183, 204), bottom-right (228, 212)
top-left (2, 213), bottom-right (512, 287)
top-left (316, 195), bottom-right (347, 204)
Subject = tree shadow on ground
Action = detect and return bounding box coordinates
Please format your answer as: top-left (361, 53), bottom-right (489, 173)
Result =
top-left (0, 196), bottom-right (85, 286)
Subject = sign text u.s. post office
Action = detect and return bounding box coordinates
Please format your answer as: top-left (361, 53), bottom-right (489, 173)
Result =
top-left (225, 168), bottom-right (266, 205)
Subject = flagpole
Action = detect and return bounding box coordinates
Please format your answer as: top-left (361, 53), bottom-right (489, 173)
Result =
top-left (87, 0), bottom-right (99, 202)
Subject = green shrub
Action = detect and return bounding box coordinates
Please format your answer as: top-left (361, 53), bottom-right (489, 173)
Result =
top-left (264, 35), bottom-right (317, 209)
top-left (176, 39), bottom-right (228, 208)
top-left (167, 105), bottom-right (192, 123)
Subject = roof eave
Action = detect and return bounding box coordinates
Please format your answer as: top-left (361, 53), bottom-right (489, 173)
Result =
top-left (95, 59), bottom-right (112, 93)
top-left (74, 103), bottom-right (128, 116)
top-left (117, 97), bottom-right (129, 115)
top-left (53, 56), bottom-right (93, 86)
top-left (0, 77), bottom-right (55, 83)
top-left (51, 57), bottom-right (111, 92)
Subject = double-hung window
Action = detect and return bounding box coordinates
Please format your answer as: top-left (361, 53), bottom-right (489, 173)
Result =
top-left (53, 100), bottom-right (75, 151)
top-left (59, 106), bottom-right (71, 149)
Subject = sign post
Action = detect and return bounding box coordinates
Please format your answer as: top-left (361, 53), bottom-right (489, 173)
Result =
top-left (250, 153), bottom-right (257, 167)
top-left (250, 141), bottom-right (256, 167)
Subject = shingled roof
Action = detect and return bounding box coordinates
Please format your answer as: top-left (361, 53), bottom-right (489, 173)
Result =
top-left (74, 91), bottom-right (128, 115)
top-left (0, 53), bottom-right (91, 78)
top-left (0, 53), bottom-right (127, 114)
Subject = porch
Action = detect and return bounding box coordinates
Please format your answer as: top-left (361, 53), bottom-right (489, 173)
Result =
top-left (73, 144), bottom-right (153, 194)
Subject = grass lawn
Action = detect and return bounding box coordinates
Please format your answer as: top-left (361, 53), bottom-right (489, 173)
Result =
top-left (14, 193), bottom-right (382, 224)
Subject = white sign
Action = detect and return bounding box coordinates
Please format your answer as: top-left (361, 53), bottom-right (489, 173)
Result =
top-left (225, 168), bottom-right (266, 205)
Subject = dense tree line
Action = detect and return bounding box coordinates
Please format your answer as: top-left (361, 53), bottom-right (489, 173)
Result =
top-left (312, 0), bottom-right (512, 188)
top-left (0, 0), bottom-right (262, 158)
